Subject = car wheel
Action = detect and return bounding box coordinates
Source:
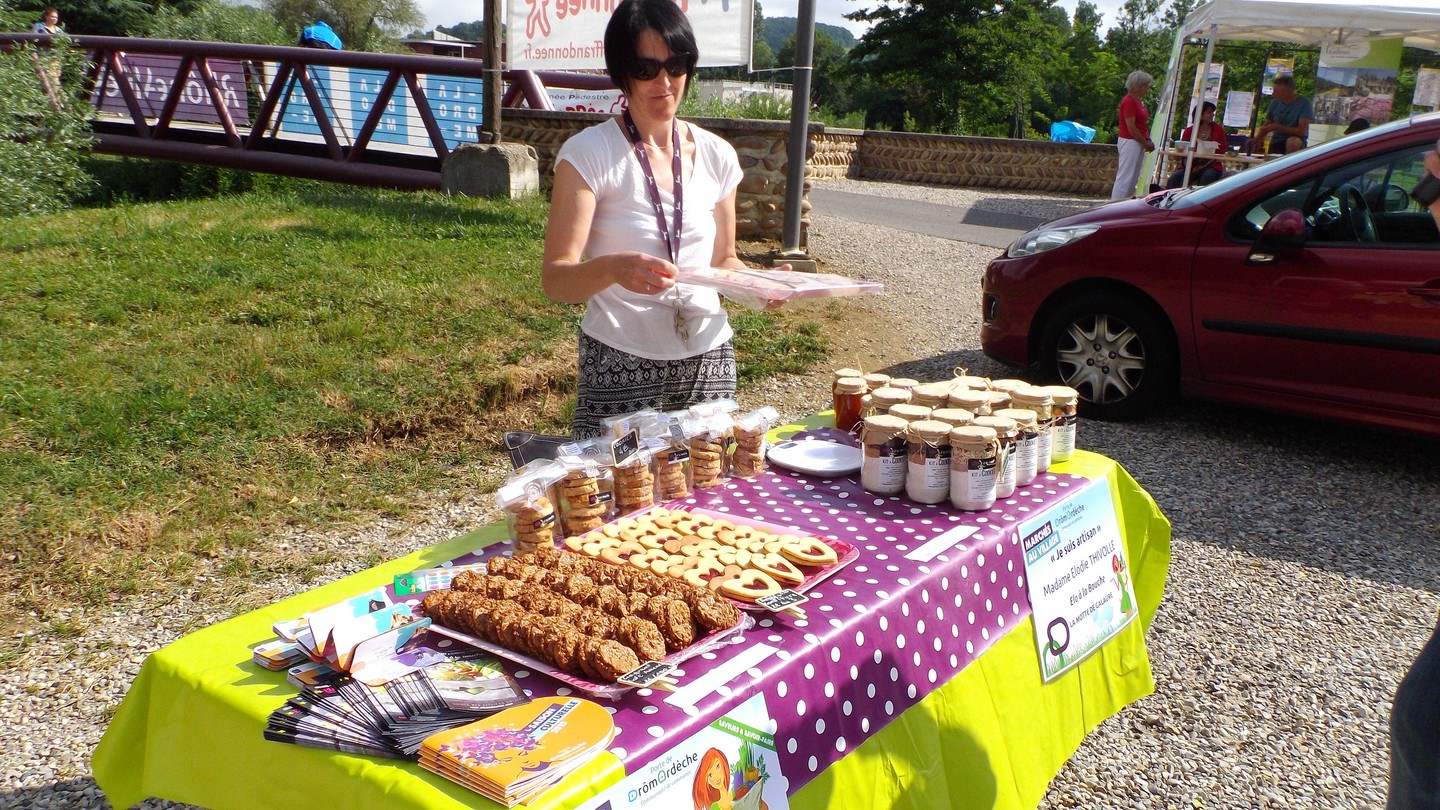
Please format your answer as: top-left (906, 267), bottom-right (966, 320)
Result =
top-left (1038, 293), bottom-right (1178, 420)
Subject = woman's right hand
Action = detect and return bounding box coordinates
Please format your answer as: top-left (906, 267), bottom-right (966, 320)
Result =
top-left (608, 251), bottom-right (678, 296)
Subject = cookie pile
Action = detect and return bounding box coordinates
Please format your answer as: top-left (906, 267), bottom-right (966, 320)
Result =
top-left (689, 434), bottom-right (727, 489)
top-left (730, 423), bottom-right (765, 478)
top-left (654, 447), bottom-right (690, 501)
top-left (613, 460), bottom-right (655, 514)
top-left (563, 507), bottom-right (840, 603)
top-left (420, 546), bottom-right (742, 683)
top-left (506, 496), bottom-right (556, 556)
top-left (558, 469), bottom-right (613, 536)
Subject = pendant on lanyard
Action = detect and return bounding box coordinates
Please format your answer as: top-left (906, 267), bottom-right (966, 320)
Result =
top-left (621, 110), bottom-right (689, 351)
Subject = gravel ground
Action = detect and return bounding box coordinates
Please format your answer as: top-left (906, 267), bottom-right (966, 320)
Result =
top-left (4, 178), bottom-right (1437, 810)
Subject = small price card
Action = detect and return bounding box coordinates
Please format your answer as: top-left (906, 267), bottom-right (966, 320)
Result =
top-left (617, 661), bottom-right (675, 688)
top-left (756, 589), bottom-right (808, 612)
top-left (612, 430), bottom-right (640, 466)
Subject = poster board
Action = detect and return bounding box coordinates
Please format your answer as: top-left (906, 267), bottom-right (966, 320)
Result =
top-left (509, 0), bottom-right (754, 70)
top-left (1312, 37), bottom-right (1402, 145)
top-left (1222, 90), bottom-right (1253, 128)
top-left (1019, 476), bottom-right (1138, 683)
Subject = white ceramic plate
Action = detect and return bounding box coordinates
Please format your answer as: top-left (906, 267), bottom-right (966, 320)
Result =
top-left (766, 440), bottom-right (863, 478)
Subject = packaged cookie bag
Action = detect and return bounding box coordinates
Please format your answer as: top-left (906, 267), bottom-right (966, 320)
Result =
top-left (650, 419), bottom-right (693, 502)
top-left (495, 462), bottom-right (567, 557)
top-left (730, 406), bottom-right (779, 479)
top-left (556, 449), bottom-right (616, 536)
top-left (687, 413), bottom-right (733, 489)
top-left (610, 442), bottom-right (657, 516)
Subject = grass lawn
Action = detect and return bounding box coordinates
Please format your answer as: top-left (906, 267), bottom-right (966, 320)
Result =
top-left (0, 184), bottom-right (827, 635)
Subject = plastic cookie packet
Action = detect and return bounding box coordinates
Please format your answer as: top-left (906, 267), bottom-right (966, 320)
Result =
top-left (729, 406), bottom-right (779, 479)
top-left (494, 461), bottom-right (567, 556)
top-left (555, 449), bottom-right (617, 537)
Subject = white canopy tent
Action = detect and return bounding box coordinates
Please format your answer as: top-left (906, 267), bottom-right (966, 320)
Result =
top-left (1141, 0), bottom-right (1440, 193)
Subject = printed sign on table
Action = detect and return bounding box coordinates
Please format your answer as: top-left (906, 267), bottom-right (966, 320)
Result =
top-left (579, 693), bottom-right (790, 810)
top-left (1018, 476), bottom-right (1136, 683)
top-left (510, 0), bottom-right (754, 70)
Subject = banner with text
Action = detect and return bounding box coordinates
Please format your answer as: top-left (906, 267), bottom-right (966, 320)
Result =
top-left (578, 693), bottom-right (789, 810)
top-left (509, 0), bottom-right (754, 70)
top-left (1019, 476), bottom-right (1137, 683)
top-left (96, 54), bottom-right (248, 126)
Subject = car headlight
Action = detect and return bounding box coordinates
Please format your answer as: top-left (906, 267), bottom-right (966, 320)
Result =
top-left (1006, 225), bottom-right (1100, 258)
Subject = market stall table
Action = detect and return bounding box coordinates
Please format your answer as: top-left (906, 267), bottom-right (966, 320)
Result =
top-left (1159, 148), bottom-right (1274, 182)
top-left (94, 419), bottom-right (1171, 810)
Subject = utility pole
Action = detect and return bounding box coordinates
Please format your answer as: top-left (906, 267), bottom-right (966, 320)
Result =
top-left (774, 0), bottom-right (817, 270)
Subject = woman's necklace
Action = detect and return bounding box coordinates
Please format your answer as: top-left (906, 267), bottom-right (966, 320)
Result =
top-left (620, 110), bottom-right (689, 350)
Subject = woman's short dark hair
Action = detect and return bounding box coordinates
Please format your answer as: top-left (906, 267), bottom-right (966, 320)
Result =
top-left (604, 0), bottom-right (699, 97)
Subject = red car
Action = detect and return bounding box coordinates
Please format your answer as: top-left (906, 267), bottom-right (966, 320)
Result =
top-left (981, 112), bottom-right (1440, 438)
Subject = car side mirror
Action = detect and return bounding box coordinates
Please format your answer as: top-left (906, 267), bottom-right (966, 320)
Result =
top-left (1248, 208), bottom-right (1306, 265)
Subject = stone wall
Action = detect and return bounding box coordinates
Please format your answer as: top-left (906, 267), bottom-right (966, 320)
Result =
top-left (496, 109), bottom-right (1114, 243)
top-left (836, 130), bottom-right (1115, 197)
top-left (500, 109), bottom-right (801, 242)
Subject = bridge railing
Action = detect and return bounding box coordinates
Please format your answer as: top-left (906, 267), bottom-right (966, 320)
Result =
top-left (1, 33), bottom-right (620, 189)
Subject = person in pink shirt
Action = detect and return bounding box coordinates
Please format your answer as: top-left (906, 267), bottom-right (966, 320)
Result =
top-left (1111, 71), bottom-right (1155, 200)
top-left (1165, 101), bottom-right (1229, 188)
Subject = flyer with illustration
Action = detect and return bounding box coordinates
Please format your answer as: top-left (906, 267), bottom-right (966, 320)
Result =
top-left (1017, 475), bottom-right (1137, 683)
top-left (579, 693), bottom-right (790, 810)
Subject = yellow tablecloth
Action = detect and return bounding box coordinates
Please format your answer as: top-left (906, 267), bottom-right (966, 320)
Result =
top-left (93, 448), bottom-right (1169, 810)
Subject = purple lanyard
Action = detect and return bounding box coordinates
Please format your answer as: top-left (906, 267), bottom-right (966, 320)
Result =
top-left (621, 110), bottom-right (683, 263)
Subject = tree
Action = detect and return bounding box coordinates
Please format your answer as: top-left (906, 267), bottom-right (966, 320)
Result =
top-left (846, 0), bottom-right (1069, 135)
top-left (264, 0), bottom-right (424, 51)
top-left (44, 0), bottom-right (201, 36)
top-left (777, 31), bottom-right (851, 110)
top-left (148, 0), bottom-right (291, 44)
top-left (0, 6), bottom-right (94, 215)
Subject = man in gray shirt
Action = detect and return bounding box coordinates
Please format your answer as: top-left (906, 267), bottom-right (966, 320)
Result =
top-left (1258, 75), bottom-right (1312, 154)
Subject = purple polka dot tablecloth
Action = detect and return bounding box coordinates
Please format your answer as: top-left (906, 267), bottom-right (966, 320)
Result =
top-left (436, 440), bottom-right (1093, 797)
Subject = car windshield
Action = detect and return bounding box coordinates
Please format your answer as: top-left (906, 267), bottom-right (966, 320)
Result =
top-left (1167, 116), bottom-right (1435, 210)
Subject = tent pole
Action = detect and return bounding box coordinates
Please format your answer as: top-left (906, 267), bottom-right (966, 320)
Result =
top-left (1250, 46), bottom-right (1270, 154)
top-left (1182, 26), bottom-right (1218, 188)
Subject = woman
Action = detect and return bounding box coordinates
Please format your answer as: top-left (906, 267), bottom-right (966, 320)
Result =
top-left (1164, 101), bottom-right (1228, 189)
top-left (1110, 70), bottom-right (1155, 201)
top-left (692, 748), bottom-right (733, 810)
top-left (543, 0), bottom-right (756, 439)
top-left (31, 6), bottom-right (61, 33)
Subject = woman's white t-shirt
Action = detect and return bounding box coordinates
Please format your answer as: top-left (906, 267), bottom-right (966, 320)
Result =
top-left (556, 117), bottom-right (742, 361)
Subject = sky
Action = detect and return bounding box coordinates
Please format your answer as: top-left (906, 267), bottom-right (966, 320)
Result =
top-left (413, 0), bottom-right (1131, 39)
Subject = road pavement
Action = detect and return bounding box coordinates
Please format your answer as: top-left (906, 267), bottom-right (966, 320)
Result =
top-left (808, 186), bottom-right (1050, 249)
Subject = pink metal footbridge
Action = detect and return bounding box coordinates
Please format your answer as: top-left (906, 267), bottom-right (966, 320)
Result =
top-left (3, 33), bottom-right (616, 189)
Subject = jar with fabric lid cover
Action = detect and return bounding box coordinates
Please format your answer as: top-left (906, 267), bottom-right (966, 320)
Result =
top-left (905, 419), bottom-right (953, 504)
top-left (860, 414), bottom-right (909, 496)
top-left (992, 408), bottom-right (1039, 486)
top-left (909, 382), bottom-right (952, 409)
top-left (929, 407), bottom-right (975, 428)
top-left (889, 403), bottom-right (933, 423)
top-left (948, 389), bottom-right (991, 416)
top-left (1009, 386), bottom-right (1055, 472)
top-left (973, 415), bottom-right (1018, 498)
top-left (1040, 385), bottom-right (1079, 462)
top-left (887, 377), bottom-right (920, 392)
top-left (949, 425), bottom-right (998, 511)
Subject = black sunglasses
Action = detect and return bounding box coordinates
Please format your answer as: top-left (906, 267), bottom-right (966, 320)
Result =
top-left (630, 54), bottom-right (690, 81)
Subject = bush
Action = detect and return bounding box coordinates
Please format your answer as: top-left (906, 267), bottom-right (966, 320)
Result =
top-left (80, 156), bottom-right (319, 206)
top-left (681, 92), bottom-right (792, 121)
top-left (0, 34), bottom-right (95, 217)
